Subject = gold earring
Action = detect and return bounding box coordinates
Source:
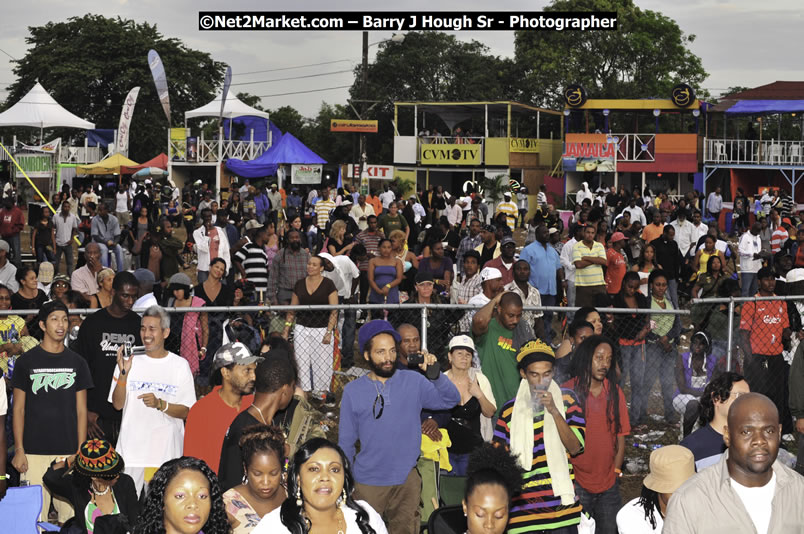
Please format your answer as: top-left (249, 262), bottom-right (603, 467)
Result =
top-left (295, 485), bottom-right (303, 507)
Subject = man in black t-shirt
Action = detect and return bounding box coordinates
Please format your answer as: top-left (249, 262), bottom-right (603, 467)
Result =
top-left (75, 271), bottom-right (141, 444)
top-left (11, 300), bottom-right (92, 522)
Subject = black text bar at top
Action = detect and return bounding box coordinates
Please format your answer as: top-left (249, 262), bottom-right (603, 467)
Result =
top-left (198, 12), bottom-right (618, 32)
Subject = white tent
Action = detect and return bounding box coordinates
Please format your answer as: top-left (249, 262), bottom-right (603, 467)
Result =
top-left (184, 88), bottom-right (270, 121)
top-left (0, 81), bottom-right (95, 130)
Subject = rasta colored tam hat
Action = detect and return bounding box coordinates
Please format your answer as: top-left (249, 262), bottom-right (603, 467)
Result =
top-left (74, 439), bottom-right (124, 480)
top-left (516, 339), bottom-right (556, 369)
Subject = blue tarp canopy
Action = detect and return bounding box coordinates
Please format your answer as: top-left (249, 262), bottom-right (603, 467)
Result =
top-left (725, 100), bottom-right (804, 114)
top-left (225, 132), bottom-right (326, 178)
top-left (222, 117), bottom-right (283, 144)
top-left (87, 129), bottom-right (115, 148)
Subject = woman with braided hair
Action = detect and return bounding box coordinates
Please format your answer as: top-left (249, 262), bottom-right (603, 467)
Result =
top-left (253, 437), bottom-right (387, 534)
top-left (223, 424), bottom-right (288, 533)
top-left (133, 456), bottom-right (231, 534)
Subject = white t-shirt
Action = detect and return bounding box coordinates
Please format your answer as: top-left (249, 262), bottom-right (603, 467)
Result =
top-left (253, 499), bottom-right (388, 534)
top-left (108, 351), bottom-right (196, 467)
top-left (616, 497), bottom-right (663, 533)
top-left (115, 191), bottom-right (129, 213)
top-left (379, 190), bottom-right (396, 209)
top-left (730, 473), bottom-right (776, 534)
top-left (322, 255), bottom-right (360, 299)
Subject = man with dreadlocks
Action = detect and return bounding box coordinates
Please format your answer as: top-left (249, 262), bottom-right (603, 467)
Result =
top-left (562, 335), bottom-right (630, 534)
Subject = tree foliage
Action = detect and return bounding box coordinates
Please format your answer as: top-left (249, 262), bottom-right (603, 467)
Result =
top-left (514, 0), bottom-right (709, 109)
top-left (2, 14), bottom-right (225, 160)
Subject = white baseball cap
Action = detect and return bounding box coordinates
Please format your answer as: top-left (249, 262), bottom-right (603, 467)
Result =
top-left (449, 334), bottom-right (475, 353)
top-left (480, 267), bottom-right (503, 282)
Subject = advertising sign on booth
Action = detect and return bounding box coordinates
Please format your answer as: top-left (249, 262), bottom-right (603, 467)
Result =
top-left (509, 138), bottom-right (540, 153)
top-left (420, 144), bottom-right (481, 165)
top-left (330, 119), bottom-right (378, 133)
top-left (562, 140), bottom-right (616, 172)
top-left (346, 164), bottom-right (394, 180)
top-left (291, 164), bottom-right (323, 184)
top-left (170, 128), bottom-right (187, 160)
top-left (15, 155), bottom-right (53, 178)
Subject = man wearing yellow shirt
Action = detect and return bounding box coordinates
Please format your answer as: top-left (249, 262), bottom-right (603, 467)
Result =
top-left (496, 192), bottom-right (518, 232)
top-left (573, 224), bottom-right (608, 307)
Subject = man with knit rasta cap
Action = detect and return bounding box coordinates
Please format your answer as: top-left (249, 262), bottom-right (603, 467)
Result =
top-left (492, 339), bottom-right (586, 533)
top-left (339, 319), bottom-right (459, 534)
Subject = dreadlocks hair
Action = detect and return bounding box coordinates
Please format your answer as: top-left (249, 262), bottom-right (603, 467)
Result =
top-left (569, 335), bottom-right (622, 434)
top-left (697, 371), bottom-right (746, 427)
top-left (133, 456), bottom-right (230, 534)
top-left (637, 483), bottom-right (663, 529)
top-left (465, 443), bottom-right (524, 504)
top-left (280, 438), bottom-right (376, 534)
top-left (239, 424), bottom-right (287, 478)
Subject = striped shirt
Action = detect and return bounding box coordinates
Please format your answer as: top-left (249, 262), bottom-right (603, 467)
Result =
top-left (234, 242), bottom-right (269, 292)
top-left (771, 227), bottom-right (789, 253)
top-left (314, 199), bottom-right (335, 229)
top-left (572, 241), bottom-right (606, 287)
top-left (355, 230), bottom-right (382, 271)
top-left (493, 390), bottom-right (586, 533)
top-left (497, 201), bottom-right (519, 230)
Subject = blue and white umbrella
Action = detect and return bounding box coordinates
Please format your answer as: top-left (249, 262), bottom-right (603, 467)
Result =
top-left (133, 167), bottom-right (168, 178)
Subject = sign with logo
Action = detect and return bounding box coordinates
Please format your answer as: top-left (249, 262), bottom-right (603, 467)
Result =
top-left (509, 138), bottom-right (540, 153)
top-left (562, 141), bottom-right (616, 172)
top-left (346, 164), bottom-right (394, 180)
top-left (420, 144), bottom-right (481, 165)
top-left (116, 87), bottom-right (140, 157)
top-left (15, 154), bottom-right (54, 178)
top-left (671, 83), bottom-right (695, 108)
top-left (170, 127), bottom-right (187, 160)
top-left (330, 119), bottom-right (378, 133)
top-left (291, 164), bottom-right (323, 184)
top-left (21, 138), bottom-right (61, 155)
top-left (564, 84), bottom-right (587, 108)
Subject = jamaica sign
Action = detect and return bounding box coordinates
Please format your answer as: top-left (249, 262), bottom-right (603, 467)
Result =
top-left (671, 83), bottom-right (695, 108)
top-left (564, 84), bottom-right (587, 108)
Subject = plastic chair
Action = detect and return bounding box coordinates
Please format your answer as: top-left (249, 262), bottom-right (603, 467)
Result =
top-left (0, 485), bottom-right (61, 533)
top-left (426, 505), bottom-right (466, 534)
top-left (791, 144), bottom-right (802, 164)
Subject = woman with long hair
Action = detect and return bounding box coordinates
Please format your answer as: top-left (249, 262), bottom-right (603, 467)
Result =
top-left (615, 446), bottom-right (695, 533)
top-left (642, 269), bottom-right (681, 426)
top-left (195, 258), bottom-right (234, 374)
top-left (133, 456), bottom-right (231, 534)
top-left (690, 253), bottom-right (729, 331)
top-left (264, 220), bottom-right (280, 270)
top-left (90, 268), bottom-right (115, 309)
top-left (461, 443), bottom-right (523, 534)
top-left (164, 272), bottom-right (209, 377)
top-left (44, 438), bottom-right (139, 534)
top-left (284, 216), bottom-right (310, 251)
top-left (327, 220), bottom-right (355, 257)
top-left (692, 235), bottom-right (727, 279)
top-left (253, 438), bottom-right (387, 534)
top-left (223, 425), bottom-right (287, 533)
top-left (631, 243), bottom-right (662, 295)
top-left (416, 241), bottom-right (453, 294)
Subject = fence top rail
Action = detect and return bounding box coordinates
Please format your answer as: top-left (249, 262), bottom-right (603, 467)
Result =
top-left (0, 303), bottom-right (688, 316)
top-left (690, 295), bottom-right (803, 304)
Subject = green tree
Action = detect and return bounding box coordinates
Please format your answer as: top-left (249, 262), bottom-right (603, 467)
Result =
top-left (268, 105), bottom-right (308, 137)
top-left (349, 31), bottom-right (515, 163)
top-left (304, 102), bottom-right (358, 166)
top-left (514, 0), bottom-right (708, 111)
top-left (1, 14), bottom-right (225, 160)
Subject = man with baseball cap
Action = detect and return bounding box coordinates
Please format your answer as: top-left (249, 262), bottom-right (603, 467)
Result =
top-left (483, 235), bottom-right (517, 285)
top-left (340, 320), bottom-right (459, 534)
top-left (606, 231), bottom-right (629, 296)
top-left (459, 266), bottom-right (504, 333)
top-left (475, 223), bottom-right (500, 268)
top-left (183, 342), bottom-right (262, 474)
top-left (492, 339), bottom-right (585, 532)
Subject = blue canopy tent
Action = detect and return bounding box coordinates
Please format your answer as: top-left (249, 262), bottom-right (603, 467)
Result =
top-left (222, 117), bottom-right (283, 144)
top-left (225, 132), bottom-right (326, 178)
top-left (725, 100), bottom-right (804, 114)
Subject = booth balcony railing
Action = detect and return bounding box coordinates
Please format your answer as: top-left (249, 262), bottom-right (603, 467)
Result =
top-left (58, 146), bottom-right (104, 164)
top-left (704, 138), bottom-right (804, 166)
top-left (612, 133), bottom-right (656, 162)
top-left (168, 137), bottom-right (271, 163)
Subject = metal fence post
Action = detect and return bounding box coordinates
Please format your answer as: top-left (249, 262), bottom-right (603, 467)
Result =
top-left (726, 297), bottom-right (735, 371)
top-left (421, 304), bottom-right (428, 352)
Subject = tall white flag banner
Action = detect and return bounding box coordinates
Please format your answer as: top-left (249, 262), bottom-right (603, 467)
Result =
top-left (116, 87), bottom-right (140, 157)
top-left (220, 66), bottom-right (232, 123)
top-left (148, 49), bottom-right (171, 126)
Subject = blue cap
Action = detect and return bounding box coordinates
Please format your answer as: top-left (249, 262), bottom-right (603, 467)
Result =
top-left (358, 320), bottom-right (401, 355)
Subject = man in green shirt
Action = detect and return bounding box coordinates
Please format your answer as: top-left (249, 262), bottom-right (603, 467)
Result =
top-left (472, 291), bottom-right (524, 409)
top-left (378, 201), bottom-right (409, 240)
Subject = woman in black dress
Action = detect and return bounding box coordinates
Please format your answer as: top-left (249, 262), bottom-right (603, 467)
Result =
top-left (194, 257), bottom-right (234, 383)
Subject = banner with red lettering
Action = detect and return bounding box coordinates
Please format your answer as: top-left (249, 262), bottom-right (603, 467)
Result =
top-left (562, 139), bottom-right (616, 172)
top-left (116, 87), bottom-right (140, 157)
top-left (346, 164), bottom-right (394, 180)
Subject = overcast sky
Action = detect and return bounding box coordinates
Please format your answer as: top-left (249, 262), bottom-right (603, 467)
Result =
top-left (0, 0), bottom-right (801, 121)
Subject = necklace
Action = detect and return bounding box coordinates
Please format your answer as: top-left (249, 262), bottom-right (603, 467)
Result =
top-left (251, 404), bottom-right (267, 424)
top-left (91, 482), bottom-right (110, 496)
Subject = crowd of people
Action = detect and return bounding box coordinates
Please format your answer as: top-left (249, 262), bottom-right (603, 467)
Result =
top-left (0, 175), bottom-right (803, 533)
